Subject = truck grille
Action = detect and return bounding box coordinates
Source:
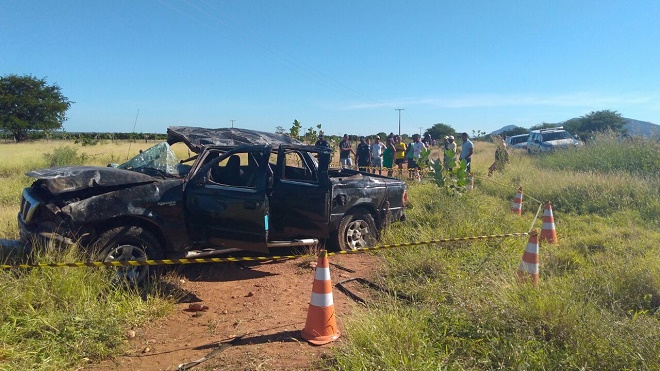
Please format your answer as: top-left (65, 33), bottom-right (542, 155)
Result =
top-left (20, 189), bottom-right (41, 224)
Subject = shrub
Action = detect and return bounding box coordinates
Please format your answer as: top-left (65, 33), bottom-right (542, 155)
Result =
top-left (43, 146), bottom-right (89, 167)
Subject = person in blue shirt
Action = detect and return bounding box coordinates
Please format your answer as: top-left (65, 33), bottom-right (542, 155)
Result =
top-left (460, 132), bottom-right (474, 173)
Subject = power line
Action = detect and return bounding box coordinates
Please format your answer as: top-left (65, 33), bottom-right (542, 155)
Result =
top-left (127, 108), bottom-right (140, 160)
top-left (395, 108), bottom-right (404, 136)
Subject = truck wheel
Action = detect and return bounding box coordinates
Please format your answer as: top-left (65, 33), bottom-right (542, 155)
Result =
top-left (338, 211), bottom-right (377, 252)
top-left (95, 226), bottom-right (163, 285)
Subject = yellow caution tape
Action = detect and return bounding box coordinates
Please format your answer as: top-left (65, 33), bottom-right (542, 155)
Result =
top-left (0, 254), bottom-right (303, 269)
top-left (329, 232), bottom-right (529, 256)
top-left (0, 233), bottom-right (528, 269)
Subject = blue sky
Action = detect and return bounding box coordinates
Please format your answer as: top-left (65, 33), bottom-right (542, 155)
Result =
top-left (2, 1), bottom-right (659, 136)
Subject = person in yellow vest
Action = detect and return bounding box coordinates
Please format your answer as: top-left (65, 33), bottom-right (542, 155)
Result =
top-left (394, 135), bottom-right (407, 178)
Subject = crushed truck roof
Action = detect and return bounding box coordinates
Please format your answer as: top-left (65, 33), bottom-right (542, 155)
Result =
top-left (167, 126), bottom-right (303, 153)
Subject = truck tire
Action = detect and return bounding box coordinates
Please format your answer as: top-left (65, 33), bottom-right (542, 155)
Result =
top-left (337, 210), bottom-right (377, 252)
top-left (95, 226), bottom-right (163, 285)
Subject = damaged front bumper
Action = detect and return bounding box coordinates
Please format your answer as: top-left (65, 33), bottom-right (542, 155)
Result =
top-left (18, 187), bottom-right (79, 249)
top-left (18, 213), bottom-right (77, 249)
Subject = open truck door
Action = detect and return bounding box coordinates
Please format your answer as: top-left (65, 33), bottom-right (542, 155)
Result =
top-left (267, 144), bottom-right (332, 240)
top-left (184, 145), bottom-right (271, 253)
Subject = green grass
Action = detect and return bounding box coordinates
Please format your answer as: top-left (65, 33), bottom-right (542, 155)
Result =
top-left (0, 246), bottom-right (174, 370)
top-left (328, 132), bottom-right (660, 370)
top-left (0, 140), bottom-right (179, 370)
top-left (1, 135), bottom-right (659, 369)
top-left (542, 131), bottom-right (660, 176)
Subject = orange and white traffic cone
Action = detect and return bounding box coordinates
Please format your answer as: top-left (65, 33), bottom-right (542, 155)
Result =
top-left (511, 186), bottom-right (523, 215)
top-left (540, 201), bottom-right (558, 244)
top-left (301, 250), bottom-right (340, 345)
top-left (517, 229), bottom-right (539, 286)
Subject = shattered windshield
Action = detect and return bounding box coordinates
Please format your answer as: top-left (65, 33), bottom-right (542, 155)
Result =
top-left (116, 142), bottom-right (183, 176)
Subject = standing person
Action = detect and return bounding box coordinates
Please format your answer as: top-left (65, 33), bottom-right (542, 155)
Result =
top-left (370, 136), bottom-right (385, 174)
top-left (383, 133), bottom-right (395, 176)
top-left (339, 134), bottom-right (355, 169)
top-left (315, 133), bottom-right (330, 148)
top-left (366, 137), bottom-right (372, 169)
top-left (412, 134), bottom-right (427, 181)
top-left (444, 135), bottom-right (457, 171)
top-left (423, 133), bottom-right (432, 147)
top-left (356, 136), bottom-right (371, 171)
top-left (460, 132), bottom-right (474, 173)
top-left (405, 137), bottom-right (415, 179)
top-left (488, 135), bottom-right (509, 176)
top-left (394, 135), bottom-right (407, 178)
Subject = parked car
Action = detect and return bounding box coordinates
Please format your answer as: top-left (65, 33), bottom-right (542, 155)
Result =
top-left (17, 127), bottom-right (407, 282)
top-left (506, 134), bottom-right (529, 149)
top-left (527, 127), bottom-right (582, 153)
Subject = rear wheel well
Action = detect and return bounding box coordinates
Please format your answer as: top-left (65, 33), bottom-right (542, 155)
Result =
top-left (346, 205), bottom-right (380, 228)
top-left (331, 206), bottom-right (380, 252)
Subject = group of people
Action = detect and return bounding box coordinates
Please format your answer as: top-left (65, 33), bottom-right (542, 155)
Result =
top-left (442, 132), bottom-right (473, 172)
top-left (315, 131), bottom-right (475, 177)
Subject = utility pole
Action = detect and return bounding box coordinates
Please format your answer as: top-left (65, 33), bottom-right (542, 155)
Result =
top-left (419, 127), bottom-right (423, 137)
top-left (395, 108), bottom-right (404, 136)
top-left (230, 120), bottom-right (235, 128)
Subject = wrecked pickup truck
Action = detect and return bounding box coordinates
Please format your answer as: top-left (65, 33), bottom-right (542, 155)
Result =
top-left (18, 126), bottom-right (407, 281)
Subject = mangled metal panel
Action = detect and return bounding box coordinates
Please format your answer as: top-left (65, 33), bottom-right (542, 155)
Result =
top-left (25, 166), bottom-right (156, 194)
top-left (167, 126), bottom-right (302, 153)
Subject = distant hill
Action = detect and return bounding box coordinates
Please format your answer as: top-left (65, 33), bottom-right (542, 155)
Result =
top-left (490, 118), bottom-right (659, 138)
top-left (623, 118), bottom-right (660, 137)
top-left (489, 125), bottom-right (518, 135)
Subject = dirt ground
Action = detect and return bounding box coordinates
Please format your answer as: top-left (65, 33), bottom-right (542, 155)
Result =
top-left (88, 252), bottom-right (381, 371)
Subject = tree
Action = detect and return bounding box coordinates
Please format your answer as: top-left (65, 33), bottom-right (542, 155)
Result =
top-left (0, 74), bottom-right (73, 142)
top-left (304, 126), bottom-right (318, 143)
top-left (562, 118), bottom-right (582, 135)
top-left (275, 126), bottom-right (285, 135)
top-left (573, 110), bottom-right (626, 137)
top-left (471, 129), bottom-right (487, 140)
top-left (305, 123), bottom-right (323, 143)
top-left (426, 123), bottom-right (456, 141)
top-left (289, 119), bottom-right (302, 139)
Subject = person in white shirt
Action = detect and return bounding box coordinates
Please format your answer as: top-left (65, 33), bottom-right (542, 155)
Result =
top-left (412, 135), bottom-right (427, 180)
top-left (370, 136), bottom-right (386, 174)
